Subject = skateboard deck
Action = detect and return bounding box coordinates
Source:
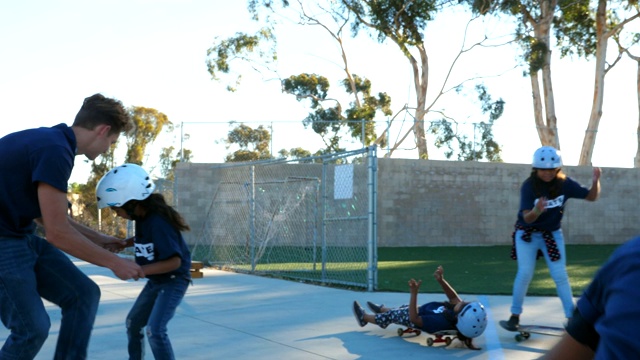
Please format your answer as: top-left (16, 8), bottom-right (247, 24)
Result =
top-left (499, 320), bottom-right (564, 341)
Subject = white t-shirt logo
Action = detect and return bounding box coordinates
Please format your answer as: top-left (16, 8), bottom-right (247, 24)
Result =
top-left (135, 243), bottom-right (155, 261)
top-left (432, 306), bottom-right (446, 314)
top-left (535, 195), bottom-right (564, 209)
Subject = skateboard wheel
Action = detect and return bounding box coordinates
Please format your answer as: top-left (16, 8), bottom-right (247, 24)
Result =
top-left (427, 338), bottom-right (434, 346)
top-left (397, 328), bottom-right (404, 337)
top-left (445, 337), bottom-right (452, 346)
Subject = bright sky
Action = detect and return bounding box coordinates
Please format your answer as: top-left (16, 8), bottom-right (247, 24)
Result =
top-left (1, 1), bottom-right (638, 185)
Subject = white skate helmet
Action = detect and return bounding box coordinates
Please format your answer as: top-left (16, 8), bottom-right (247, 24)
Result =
top-left (96, 163), bottom-right (156, 209)
top-left (532, 146), bottom-right (562, 169)
top-left (456, 302), bottom-right (487, 338)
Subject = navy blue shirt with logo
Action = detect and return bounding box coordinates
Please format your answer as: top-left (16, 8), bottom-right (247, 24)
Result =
top-left (417, 301), bottom-right (456, 333)
top-left (0, 124), bottom-right (75, 237)
top-left (516, 177), bottom-right (589, 231)
top-left (134, 212), bottom-right (192, 281)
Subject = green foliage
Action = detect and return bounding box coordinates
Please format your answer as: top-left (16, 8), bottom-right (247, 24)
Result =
top-left (126, 107), bottom-right (172, 164)
top-left (224, 123), bottom-right (274, 162)
top-left (159, 146), bottom-right (193, 181)
top-left (278, 147), bottom-right (312, 161)
top-left (553, 0), bottom-right (597, 58)
top-left (342, 0), bottom-right (436, 45)
top-left (429, 84), bottom-right (504, 161)
top-left (206, 28), bottom-right (277, 92)
top-left (282, 73), bottom-right (390, 153)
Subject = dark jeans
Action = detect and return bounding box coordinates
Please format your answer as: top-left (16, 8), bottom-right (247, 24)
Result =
top-left (0, 235), bottom-right (100, 360)
top-left (127, 276), bottom-right (189, 360)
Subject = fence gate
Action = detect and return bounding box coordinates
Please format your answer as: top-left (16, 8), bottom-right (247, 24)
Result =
top-left (192, 146), bottom-right (378, 290)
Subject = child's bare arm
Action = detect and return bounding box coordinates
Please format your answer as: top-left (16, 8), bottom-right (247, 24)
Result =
top-left (434, 266), bottom-right (462, 304)
top-left (408, 278), bottom-right (424, 327)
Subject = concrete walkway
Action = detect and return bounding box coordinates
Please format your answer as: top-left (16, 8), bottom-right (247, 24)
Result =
top-left (0, 259), bottom-right (568, 359)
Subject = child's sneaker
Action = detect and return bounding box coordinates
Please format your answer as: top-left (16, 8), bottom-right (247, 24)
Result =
top-left (366, 301), bottom-right (384, 314)
top-left (353, 301), bottom-right (367, 327)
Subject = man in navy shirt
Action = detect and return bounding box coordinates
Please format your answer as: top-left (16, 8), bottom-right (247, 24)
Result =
top-left (543, 236), bottom-right (640, 359)
top-left (0, 94), bottom-right (145, 359)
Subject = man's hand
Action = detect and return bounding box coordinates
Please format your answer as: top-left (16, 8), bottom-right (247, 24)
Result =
top-left (102, 236), bottom-right (129, 253)
top-left (111, 258), bottom-right (145, 281)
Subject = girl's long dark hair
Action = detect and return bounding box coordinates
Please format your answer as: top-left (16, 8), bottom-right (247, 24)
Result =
top-left (529, 169), bottom-right (566, 199)
top-left (137, 193), bottom-right (190, 231)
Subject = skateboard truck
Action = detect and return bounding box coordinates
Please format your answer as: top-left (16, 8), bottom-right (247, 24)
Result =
top-left (397, 328), bottom-right (458, 347)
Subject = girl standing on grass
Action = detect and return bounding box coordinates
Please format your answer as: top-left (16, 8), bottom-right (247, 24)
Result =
top-left (96, 164), bottom-right (192, 360)
top-left (503, 146), bottom-right (601, 331)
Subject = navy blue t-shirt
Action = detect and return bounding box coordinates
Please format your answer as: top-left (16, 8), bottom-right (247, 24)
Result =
top-left (573, 236), bottom-right (640, 359)
top-left (134, 212), bottom-right (192, 281)
top-left (516, 176), bottom-right (589, 231)
top-left (0, 124), bottom-right (76, 237)
top-left (417, 301), bottom-right (456, 333)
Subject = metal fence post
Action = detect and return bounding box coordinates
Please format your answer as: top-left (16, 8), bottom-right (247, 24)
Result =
top-left (367, 146), bottom-right (378, 291)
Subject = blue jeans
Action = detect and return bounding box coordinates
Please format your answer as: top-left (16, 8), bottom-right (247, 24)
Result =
top-left (510, 229), bottom-right (574, 318)
top-left (0, 235), bottom-right (100, 360)
top-left (127, 276), bottom-right (189, 360)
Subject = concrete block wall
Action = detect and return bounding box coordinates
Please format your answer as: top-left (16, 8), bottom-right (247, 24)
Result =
top-left (176, 159), bottom-right (640, 247)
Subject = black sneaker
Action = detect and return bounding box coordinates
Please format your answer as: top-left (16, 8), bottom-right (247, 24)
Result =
top-left (353, 301), bottom-right (367, 327)
top-left (366, 301), bottom-right (384, 314)
top-left (504, 315), bottom-right (520, 331)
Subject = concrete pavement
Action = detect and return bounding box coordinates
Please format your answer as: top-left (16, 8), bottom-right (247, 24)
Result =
top-left (0, 258), bottom-right (569, 359)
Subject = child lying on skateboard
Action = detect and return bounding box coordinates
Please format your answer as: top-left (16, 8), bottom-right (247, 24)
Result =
top-left (352, 265), bottom-right (487, 349)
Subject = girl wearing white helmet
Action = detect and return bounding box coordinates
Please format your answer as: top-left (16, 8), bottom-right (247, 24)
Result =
top-left (352, 266), bottom-right (487, 349)
top-left (96, 163), bottom-right (192, 360)
top-left (503, 146), bottom-right (601, 331)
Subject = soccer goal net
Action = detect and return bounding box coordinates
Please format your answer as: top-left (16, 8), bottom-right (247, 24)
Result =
top-left (191, 147), bottom-right (378, 290)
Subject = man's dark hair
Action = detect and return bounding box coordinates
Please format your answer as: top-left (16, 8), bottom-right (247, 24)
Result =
top-left (72, 93), bottom-right (133, 135)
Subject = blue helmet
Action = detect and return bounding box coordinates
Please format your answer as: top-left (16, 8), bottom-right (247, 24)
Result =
top-left (532, 146), bottom-right (562, 169)
top-left (457, 302), bottom-right (487, 338)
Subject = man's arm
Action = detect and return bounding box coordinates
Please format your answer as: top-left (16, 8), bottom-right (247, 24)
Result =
top-left (68, 217), bottom-right (128, 252)
top-left (433, 266), bottom-right (462, 304)
top-left (37, 182), bottom-right (145, 281)
top-left (540, 333), bottom-right (594, 360)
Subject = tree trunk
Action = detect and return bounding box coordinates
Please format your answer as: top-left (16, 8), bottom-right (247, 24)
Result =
top-left (540, 28), bottom-right (560, 150)
top-left (413, 47), bottom-right (429, 159)
top-left (528, 0), bottom-right (560, 149)
top-left (530, 71), bottom-right (550, 145)
top-left (579, 0), bottom-right (607, 166)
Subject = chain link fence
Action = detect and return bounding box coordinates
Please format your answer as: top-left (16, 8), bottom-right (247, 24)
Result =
top-left (191, 146), bottom-right (378, 290)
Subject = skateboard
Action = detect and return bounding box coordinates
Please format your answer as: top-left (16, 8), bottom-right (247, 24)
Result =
top-left (499, 320), bottom-right (564, 341)
top-left (397, 327), bottom-right (459, 347)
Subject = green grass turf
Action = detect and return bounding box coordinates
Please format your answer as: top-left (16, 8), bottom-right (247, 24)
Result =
top-left (376, 245), bottom-right (619, 296)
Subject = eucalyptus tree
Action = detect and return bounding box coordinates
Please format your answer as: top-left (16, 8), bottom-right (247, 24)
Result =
top-left (473, 0), bottom-right (640, 164)
top-left (554, 0), bottom-right (640, 165)
top-left (224, 123), bottom-right (274, 162)
top-left (207, 0), bottom-right (505, 161)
